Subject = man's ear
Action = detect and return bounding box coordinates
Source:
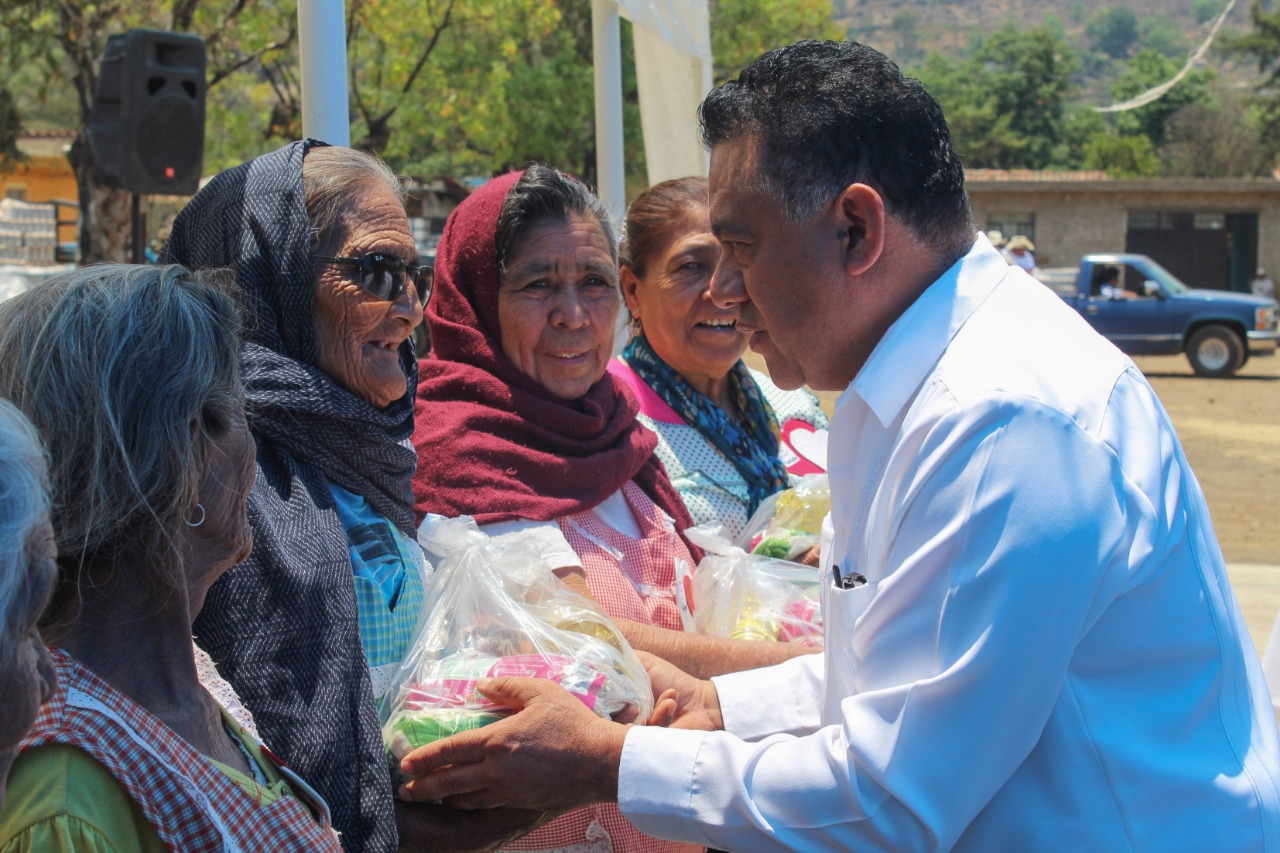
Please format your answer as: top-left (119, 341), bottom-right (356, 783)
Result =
top-left (620, 265), bottom-right (642, 316)
top-left (835, 183), bottom-right (886, 278)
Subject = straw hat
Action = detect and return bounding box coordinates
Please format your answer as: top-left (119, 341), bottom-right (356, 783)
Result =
top-left (985, 229), bottom-right (1005, 248)
top-left (1006, 234), bottom-right (1035, 252)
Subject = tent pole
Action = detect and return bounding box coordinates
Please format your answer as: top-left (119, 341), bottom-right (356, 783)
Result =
top-left (298, 0), bottom-right (351, 147)
top-left (591, 0), bottom-right (626, 226)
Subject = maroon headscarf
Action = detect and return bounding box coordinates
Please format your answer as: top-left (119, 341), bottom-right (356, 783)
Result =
top-left (412, 170), bottom-right (698, 546)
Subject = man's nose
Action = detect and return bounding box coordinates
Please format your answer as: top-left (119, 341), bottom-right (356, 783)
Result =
top-left (709, 259), bottom-right (746, 309)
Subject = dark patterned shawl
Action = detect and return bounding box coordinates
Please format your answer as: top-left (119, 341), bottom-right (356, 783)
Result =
top-left (160, 139), bottom-right (413, 853)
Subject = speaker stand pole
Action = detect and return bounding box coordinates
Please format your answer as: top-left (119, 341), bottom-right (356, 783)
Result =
top-left (130, 193), bottom-right (147, 264)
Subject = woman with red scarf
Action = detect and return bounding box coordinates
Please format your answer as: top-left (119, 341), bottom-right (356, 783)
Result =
top-left (412, 165), bottom-right (807, 853)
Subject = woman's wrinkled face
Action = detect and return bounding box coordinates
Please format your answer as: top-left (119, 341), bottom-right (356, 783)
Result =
top-left (497, 213), bottom-right (621, 401)
top-left (314, 182), bottom-right (423, 408)
top-left (622, 205), bottom-right (745, 385)
top-left (189, 401), bottom-right (257, 613)
top-left (0, 523), bottom-right (58, 810)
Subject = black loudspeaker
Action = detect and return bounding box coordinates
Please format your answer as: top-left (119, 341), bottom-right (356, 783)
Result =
top-left (87, 29), bottom-right (206, 196)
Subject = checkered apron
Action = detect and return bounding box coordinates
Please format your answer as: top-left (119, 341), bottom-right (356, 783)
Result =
top-left (20, 649), bottom-right (343, 852)
top-left (498, 482), bottom-right (699, 853)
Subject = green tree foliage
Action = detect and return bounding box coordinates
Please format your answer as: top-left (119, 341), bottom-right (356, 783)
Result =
top-left (1138, 14), bottom-right (1191, 58)
top-left (0, 0), bottom-right (297, 261)
top-left (1223, 0), bottom-right (1280, 158)
top-left (1194, 0), bottom-right (1226, 25)
top-left (916, 23), bottom-right (1079, 169)
top-left (710, 0), bottom-right (841, 83)
top-left (1159, 88), bottom-right (1272, 177)
top-left (891, 9), bottom-right (922, 61)
top-left (1110, 50), bottom-right (1213, 148)
top-left (1086, 6), bottom-right (1139, 59)
top-left (1082, 132), bottom-right (1158, 176)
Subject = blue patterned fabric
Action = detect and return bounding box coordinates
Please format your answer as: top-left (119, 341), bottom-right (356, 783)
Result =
top-left (621, 334), bottom-right (788, 515)
top-left (330, 483), bottom-right (426, 683)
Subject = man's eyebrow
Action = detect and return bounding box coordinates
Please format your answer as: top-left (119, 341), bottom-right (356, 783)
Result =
top-left (710, 219), bottom-right (748, 239)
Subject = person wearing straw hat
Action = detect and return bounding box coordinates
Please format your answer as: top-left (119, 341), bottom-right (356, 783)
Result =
top-left (1002, 234), bottom-right (1037, 272)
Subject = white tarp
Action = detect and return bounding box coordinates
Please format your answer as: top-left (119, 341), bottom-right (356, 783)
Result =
top-left (633, 27), bottom-right (712, 185)
top-left (619, 0), bottom-right (711, 61)
top-left (594, 0), bottom-right (711, 211)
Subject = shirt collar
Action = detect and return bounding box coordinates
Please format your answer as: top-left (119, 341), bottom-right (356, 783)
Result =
top-left (839, 234), bottom-right (1012, 428)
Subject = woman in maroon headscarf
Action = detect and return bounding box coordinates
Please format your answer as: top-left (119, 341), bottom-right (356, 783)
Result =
top-left (412, 164), bottom-right (807, 853)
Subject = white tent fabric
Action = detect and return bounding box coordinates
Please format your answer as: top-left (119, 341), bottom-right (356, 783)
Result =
top-left (633, 29), bottom-right (712, 185)
top-left (619, 0), bottom-right (711, 61)
top-left (593, 0), bottom-right (711, 217)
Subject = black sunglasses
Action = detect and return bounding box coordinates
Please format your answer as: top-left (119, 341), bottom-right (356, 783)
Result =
top-left (316, 252), bottom-right (433, 304)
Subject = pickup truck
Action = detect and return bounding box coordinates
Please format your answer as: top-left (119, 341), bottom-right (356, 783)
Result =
top-left (1037, 253), bottom-right (1280, 377)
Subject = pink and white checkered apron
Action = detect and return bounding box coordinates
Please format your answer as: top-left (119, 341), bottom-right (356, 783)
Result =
top-left (500, 481), bottom-right (699, 853)
top-left (20, 649), bottom-right (343, 852)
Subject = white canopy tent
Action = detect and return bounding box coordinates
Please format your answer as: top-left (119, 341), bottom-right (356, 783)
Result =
top-left (592, 0), bottom-right (712, 222)
top-left (294, 0), bottom-right (712, 220)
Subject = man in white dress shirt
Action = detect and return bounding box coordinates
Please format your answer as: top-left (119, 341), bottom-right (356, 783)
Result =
top-left (398, 40), bottom-right (1280, 851)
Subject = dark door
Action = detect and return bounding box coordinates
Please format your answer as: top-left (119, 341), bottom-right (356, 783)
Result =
top-left (1126, 211), bottom-right (1235, 290)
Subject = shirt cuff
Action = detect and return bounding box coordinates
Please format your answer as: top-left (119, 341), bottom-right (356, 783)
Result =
top-left (478, 518), bottom-right (581, 571)
top-left (618, 725), bottom-right (714, 846)
top-left (714, 652), bottom-right (825, 740)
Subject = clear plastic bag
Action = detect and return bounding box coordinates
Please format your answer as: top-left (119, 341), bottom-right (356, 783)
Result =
top-left (736, 473), bottom-right (831, 560)
top-left (381, 515), bottom-right (653, 777)
top-left (685, 523), bottom-right (824, 648)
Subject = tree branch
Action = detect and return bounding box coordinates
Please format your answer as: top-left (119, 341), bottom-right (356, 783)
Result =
top-left (207, 28), bottom-right (296, 88)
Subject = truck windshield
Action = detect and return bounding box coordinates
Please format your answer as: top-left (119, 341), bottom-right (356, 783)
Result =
top-left (1139, 258), bottom-right (1189, 294)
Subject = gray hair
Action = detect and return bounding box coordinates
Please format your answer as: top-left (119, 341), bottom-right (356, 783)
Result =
top-left (0, 264), bottom-right (243, 614)
top-left (303, 146), bottom-right (406, 257)
top-left (0, 399), bottom-right (52, 658)
top-left (496, 163), bottom-right (617, 276)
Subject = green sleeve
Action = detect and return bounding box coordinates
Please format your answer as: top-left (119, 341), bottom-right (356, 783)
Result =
top-left (0, 745), bottom-right (165, 853)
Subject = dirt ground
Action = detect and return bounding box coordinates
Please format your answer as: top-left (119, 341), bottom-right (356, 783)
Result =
top-left (748, 348), bottom-right (1280, 651)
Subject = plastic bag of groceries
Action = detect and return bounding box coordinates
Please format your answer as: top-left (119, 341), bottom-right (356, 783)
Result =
top-left (736, 473), bottom-right (831, 561)
top-left (684, 523), bottom-right (823, 648)
top-left (381, 515), bottom-right (653, 782)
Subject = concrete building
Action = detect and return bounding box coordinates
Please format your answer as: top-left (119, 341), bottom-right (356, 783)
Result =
top-left (967, 169), bottom-right (1280, 293)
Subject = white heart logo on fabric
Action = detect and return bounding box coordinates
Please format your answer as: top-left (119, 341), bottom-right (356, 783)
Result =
top-left (779, 419), bottom-right (828, 475)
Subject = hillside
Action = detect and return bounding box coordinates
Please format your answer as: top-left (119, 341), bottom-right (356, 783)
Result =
top-left (836, 0), bottom-right (1262, 99)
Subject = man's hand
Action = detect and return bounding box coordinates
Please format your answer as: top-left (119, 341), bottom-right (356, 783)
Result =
top-left (398, 677), bottom-right (628, 812)
top-left (636, 650), bottom-right (722, 731)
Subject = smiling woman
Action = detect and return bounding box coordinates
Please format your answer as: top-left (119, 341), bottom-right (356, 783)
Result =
top-left (614, 177), bottom-right (829, 540)
top-left (412, 163), bottom-right (813, 853)
top-left (159, 141), bottom-right (427, 852)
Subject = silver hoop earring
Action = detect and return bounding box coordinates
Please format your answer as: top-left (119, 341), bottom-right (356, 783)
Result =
top-left (186, 503), bottom-right (206, 528)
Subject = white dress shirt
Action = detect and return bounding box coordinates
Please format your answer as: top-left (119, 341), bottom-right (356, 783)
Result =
top-left (618, 236), bottom-right (1280, 851)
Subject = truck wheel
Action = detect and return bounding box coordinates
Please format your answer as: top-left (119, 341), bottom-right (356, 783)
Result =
top-left (1186, 325), bottom-right (1243, 377)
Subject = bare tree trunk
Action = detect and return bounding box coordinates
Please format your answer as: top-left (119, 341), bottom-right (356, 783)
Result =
top-left (68, 134), bottom-right (132, 264)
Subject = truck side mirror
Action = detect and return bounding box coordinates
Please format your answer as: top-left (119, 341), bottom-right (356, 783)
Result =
top-left (1143, 280), bottom-right (1161, 298)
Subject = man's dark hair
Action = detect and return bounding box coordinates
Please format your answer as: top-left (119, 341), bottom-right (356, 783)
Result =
top-left (496, 163), bottom-right (617, 275)
top-left (699, 40), bottom-right (973, 255)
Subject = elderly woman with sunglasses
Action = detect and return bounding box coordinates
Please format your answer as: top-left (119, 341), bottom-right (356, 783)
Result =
top-left (160, 141), bottom-right (439, 853)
